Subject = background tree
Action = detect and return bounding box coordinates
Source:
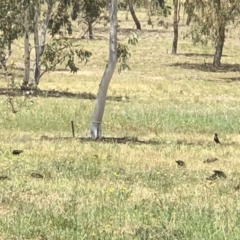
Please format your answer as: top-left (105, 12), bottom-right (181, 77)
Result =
top-left (128, 0), bottom-right (141, 30)
top-left (184, 0), bottom-right (194, 26)
top-left (73, 0), bottom-right (108, 39)
top-left (0, 0), bottom-right (92, 88)
top-left (172, 0), bottom-right (180, 54)
top-left (148, 0), bottom-right (172, 28)
top-left (185, 0), bottom-right (240, 67)
top-left (0, 0), bottom-right (24, 69)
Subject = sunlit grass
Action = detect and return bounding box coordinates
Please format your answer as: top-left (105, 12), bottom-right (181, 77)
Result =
top-left (1, 9), bottom-right (240, 240)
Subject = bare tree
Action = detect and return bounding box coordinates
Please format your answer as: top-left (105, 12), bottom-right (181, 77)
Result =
top-left (90, 0), bottom-right (118, 139)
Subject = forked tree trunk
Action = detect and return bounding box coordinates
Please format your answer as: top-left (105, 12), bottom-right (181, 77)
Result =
top-left (128, 0), bottom-right (141, 30)
top-left (90, 0), bottom-right (118, 139)
top-left (32, 0), bottom-right (53, 87)
top-left (172, 0), bottom-right (178, 54)
top-left (213, 25), bottom-right (225, 68)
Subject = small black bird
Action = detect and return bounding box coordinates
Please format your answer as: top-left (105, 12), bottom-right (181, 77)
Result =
top-left (234, 184), bottom-right (240, 191)
top-left (12, 150), bottom-right (23, 155)
top-left (31, 172), bottom-right (44, 179)
top-left (176, 160), bottom-right (185, 167)
top-left (0, 175), bottom-right (10, 181)
top-left (204, 157), bottom-right (218, 163)
top-left (213, 170), bottom-right (226, 178)
top-left (214, 133), bottom-right (220, 144)
top-left (206, 170), bottom-right (226, 180)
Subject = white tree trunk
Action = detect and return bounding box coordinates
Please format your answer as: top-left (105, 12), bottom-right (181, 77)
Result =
top-left (90, 0), bottom-right (118, 139)
top-left (32, 0), bottom-right (53, 87)
top-left (22, 7), bottom-right (30, 88)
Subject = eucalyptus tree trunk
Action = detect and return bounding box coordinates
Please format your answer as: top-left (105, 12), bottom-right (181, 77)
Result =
top-left (184, 0), bottom-right (194, 26)
top-left (213, 25), bottom-right (225, 68)
top-left (213, 0), bottom-right (224, 68)
top-left (172, 0), bottom-right (178, 54)
top-left (90, 0), bottom-right (118, 139)
top-left (88, 20), bottom-right (93, 39)
top-left (22, 7), bottom-right (30, 88)
top-left (32, 0), bottom-right (53, 87)
top-left (128, 0), bottom-right (141, 30)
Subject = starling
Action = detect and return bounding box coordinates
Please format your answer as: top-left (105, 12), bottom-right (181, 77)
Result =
top-left (12, 150), bottom-right (23, 155)
top-left (214, 133), bottom-right (220, 144)
top-left (204, 157), bottom-right (218, 163)
top-left (176, 160), bottom-right (185, 167)
top-left (213, 170), bottom-right (227, 178)
top-left (31, 173), bottom-right (44, 179)
top-left (234, 184), bottom-right (240, 191)
top-left (206, 170), bottom-right (226, 180)
top-left (0, 175), bottom-right (10, 181)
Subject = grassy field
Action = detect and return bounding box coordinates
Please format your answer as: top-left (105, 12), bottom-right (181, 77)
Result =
top-left (1, 9), bottom-right (240, 240)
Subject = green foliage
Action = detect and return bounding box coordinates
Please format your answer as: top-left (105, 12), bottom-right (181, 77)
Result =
top-left (146, 0), bottom-right (172, 28)
top-left (2, 62), bottom-right (34, 114)
top-left (117, 43), bottom-right (131, 73)
top-left (48, 1), bottom-right (73, 37)
top-left (72, 0), bottom-right (107, 25)
top-left (184, 0), bottom-right (240, 46)
top-left (82, 0), bottom-right (106, 23)
top-left (41, 36), bottom-right (92, 74)
top-left (0, 1), bottom-right (23, 52)
top-left (118, 1), bottom-right (128, 10)
top-left (150, 0), bottom-right (172, 17)
top-left (117, 32), bottom-right (138, 73)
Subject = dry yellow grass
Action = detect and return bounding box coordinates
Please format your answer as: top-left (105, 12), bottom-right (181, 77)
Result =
top-left (1, 9), bottom-right (240, 239)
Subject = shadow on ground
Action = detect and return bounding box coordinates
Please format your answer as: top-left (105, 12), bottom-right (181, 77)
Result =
top-left (0, 88), bottom-right (130, 102)
top-left (177, 53), bottom-right (222, 58)
top-left (168, 62), bottom-right (240, 73)
top-left (39, 135), bottom-right (237, 147)
top-left (220, 77), bottom-right (240, 82)
top-left (40, 136), bottom-right (161, 145)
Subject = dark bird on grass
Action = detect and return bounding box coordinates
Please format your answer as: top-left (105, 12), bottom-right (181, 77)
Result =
top-left (12, 150), bottom-right (23, 155)
top-left (31, 173), bottom-right (44, 179)
top-left (206, 170), bottom-right (226, 180)
top-left (214, 133), bottom-right (220, 144)
top-left (234, 184), bottom-right (240, 191)
top-left (176, 160), bottom-right (185, 167)
top-left (0, 175), bottom-right (10, 181)
top-left (204, 157), bottom-right (218, 163)
top-left (213, 170), bottom-right (227, 178)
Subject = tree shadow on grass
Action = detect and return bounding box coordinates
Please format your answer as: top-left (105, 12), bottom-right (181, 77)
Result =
top-left (94, 26), bottom-right (170, 35)
top-left (0, 88), bottom-right (130, 102)
top-left (39, 135), bottom-right (235, 147)
top-left (40, 136), bottom-right (161, 145)
top-left (177, 53), bottom-right (212, 58)
top-left (220, 77), bottom-right (240, 83)
top-left (168, 62), bottom-right (240, 73)
top-left (177, 53), bottom-right (228, 58)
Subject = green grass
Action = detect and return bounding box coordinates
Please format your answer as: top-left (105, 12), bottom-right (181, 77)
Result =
top-left (1, 9), bottom-right (240, 240)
